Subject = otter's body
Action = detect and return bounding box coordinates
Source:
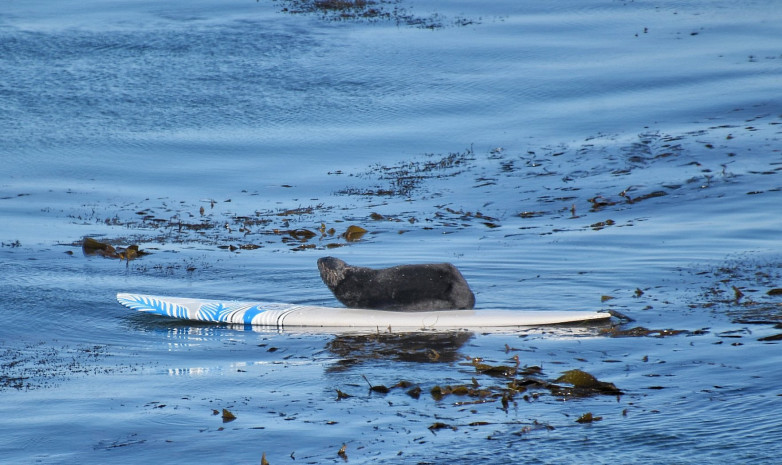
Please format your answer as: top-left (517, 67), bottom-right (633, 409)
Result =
top-left (317, 257), bottom-right (475, 311)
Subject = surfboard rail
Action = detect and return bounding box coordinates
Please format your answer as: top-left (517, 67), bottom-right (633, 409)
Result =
top-left (117, 293), bottom-right (610, 330)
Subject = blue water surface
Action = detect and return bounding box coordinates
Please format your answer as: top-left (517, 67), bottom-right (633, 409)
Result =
top-left (1, 0), bottom-right (782, 463)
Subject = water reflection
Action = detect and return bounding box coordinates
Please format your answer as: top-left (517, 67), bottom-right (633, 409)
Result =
top-left (324, 331), bottom-right (474, 372)
top-left (125, 312), bottom-right (225, 338)
top-left (167, 366), bottom-right (212, 377)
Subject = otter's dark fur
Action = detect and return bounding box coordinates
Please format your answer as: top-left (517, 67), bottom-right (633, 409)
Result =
top-left (317, 257), bottom-right (475, 311)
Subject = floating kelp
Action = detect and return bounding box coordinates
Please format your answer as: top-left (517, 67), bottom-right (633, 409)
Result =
top-left (271, 0), bottom-right (478, 29)
top-left (513, 421), bottom-right (556, 436)
top-left (518, 365), bottom-right (543, 376)
top-left (429, 384), bottom-right (493, 402)
top-left (590, 219), bottom-right (615, 230)
top-left (362, 375), bottom-right (390, 394)
top-left (330, 350), bottom-right (627, 433)
top-left (221, 408), bottom-right (237, 422)
top-left (634, 288), bottom-right (645, 297)
top-left (696, 256), bottom-right (782, 323)
top-left (428, 422), bottom-right (455, 432)
top-left (588, 195), bottom-right (617, 211)
top-left (555, 369), bottom-right (603, 388)
top-left (601, 326), bottom-right (687, 338)
top-left (472, 359), bottom-right (518, 377)
top-left (343, 225), bottom-right (367, 241)
top-left (588, 189), bottom-right (667, 211)
top-left (276, 206), bottom-right (316, 217)
top-left (331, 341), bottom-right (626, 408)
top-left (82, 237), bottom-right (149, 261)
top-left (625, 190), bottom-right (668, 204)
top-left (288, 229), bottom-right (317, 241)
top-left (82, 237), bottom-right (116, 257)
top-left (575, 412), bottom-right (602, 424)
top-left (553, 369), bottom-right (623, 396)
top-left (519, 211), bottom-right (545, 219)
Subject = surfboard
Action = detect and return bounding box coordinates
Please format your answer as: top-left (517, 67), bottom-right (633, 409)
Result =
top-left (117, 293), bottom-right (610, 330)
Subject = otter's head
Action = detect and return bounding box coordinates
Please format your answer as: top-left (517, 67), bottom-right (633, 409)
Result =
top-left (317, 256), bottom-right (349, 289)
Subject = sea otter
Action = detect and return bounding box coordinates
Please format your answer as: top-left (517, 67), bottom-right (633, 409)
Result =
top-left (317, 257), bottom-right (475, 311)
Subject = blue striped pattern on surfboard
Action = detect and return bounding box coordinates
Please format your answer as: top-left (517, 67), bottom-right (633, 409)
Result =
top-left (116, 293), bottom-right (295, 326)
top-left (118, 294), bottom-right (191, 319)
top-left (197, 301), bottom-right (263, 323)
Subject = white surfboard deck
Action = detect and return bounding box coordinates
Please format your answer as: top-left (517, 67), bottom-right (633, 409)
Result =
top-left (117, 293), bottom-right (610, 330)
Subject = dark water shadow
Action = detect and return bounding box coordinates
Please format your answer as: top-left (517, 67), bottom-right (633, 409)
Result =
top-left (323, 330), bottom-right (474, 372)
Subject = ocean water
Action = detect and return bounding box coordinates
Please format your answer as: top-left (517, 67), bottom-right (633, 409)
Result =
top-left (2, 0), bottom-right (782, 463)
